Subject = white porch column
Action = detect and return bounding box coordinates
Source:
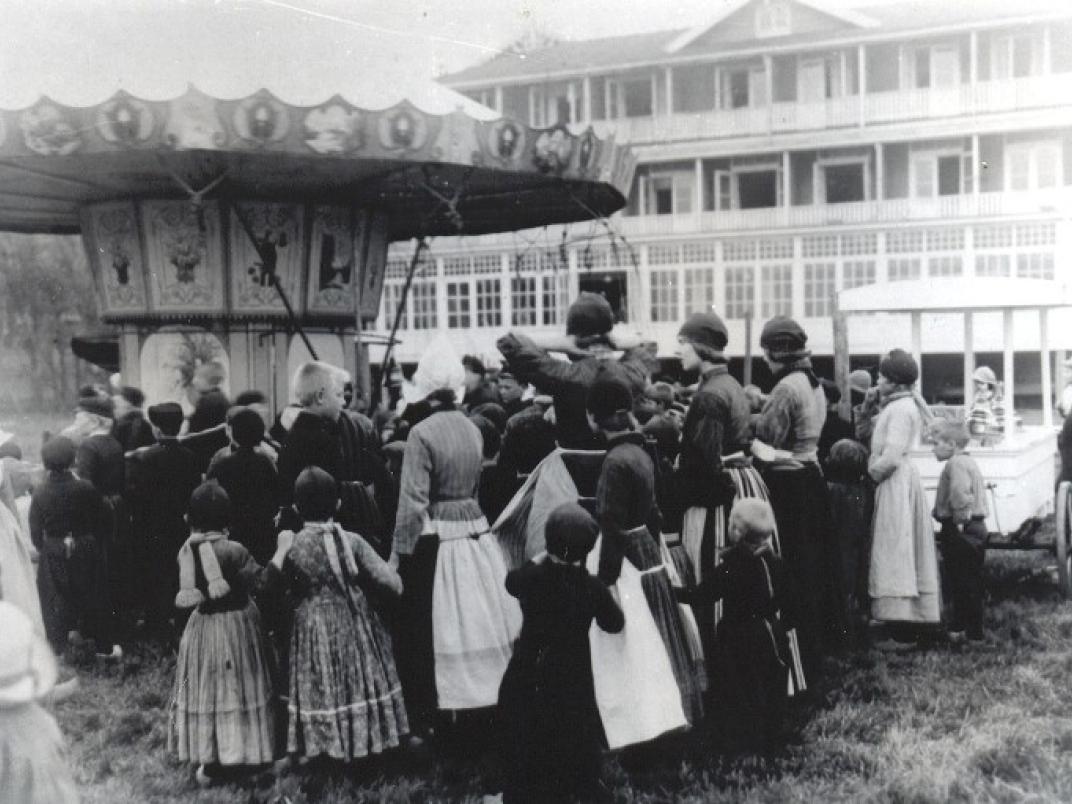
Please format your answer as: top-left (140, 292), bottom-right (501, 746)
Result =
top-left (1003, 308), bottom-right (1015, 431)
top-left (764, 55), bottom-right (774, 134)
top-left (972, 134), bottom-right (981, 197)
top-left (694, 158), bottom-right (704, 216)
top-left (963, 312), bottom-right (975, 409)
top-left (782, 151), bottom-right (791, 208)
top-left (858, 44), bottom-right (867, 128)
top-left (567, 244), bottom-right (580, 300)
top-left (582, 76), bottom-right (592, 123)
top-left (500, 252), bottom-right (513, 326)
top-left (911, 311), bottom-right (923, 391)
top-left (875, 142), bottom-right (885, 200)
top-left (494, 85), bottom-right (504, 115)
top-left (1041, 308), bottom-right (1054, 426)
top-left (664, 67), bottom-right (674, 117)
top-left (434, 257), bottom-right (448, 331)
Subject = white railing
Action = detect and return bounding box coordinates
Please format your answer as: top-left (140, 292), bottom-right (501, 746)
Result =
top-left (615, 189), bottom-right (1072, 235)
top-left (578, 73), bottom-right (1071, 145)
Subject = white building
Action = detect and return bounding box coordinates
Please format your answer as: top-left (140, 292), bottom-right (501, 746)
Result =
top-left (370, 0), bottom-right (1072, 403)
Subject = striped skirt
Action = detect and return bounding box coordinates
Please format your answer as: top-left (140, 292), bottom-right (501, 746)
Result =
top-left (679, 462), bottom-right (806, 696)
top-left (168, 601), bottom-right (276, 766)
top-left (287, 592), bottom-right (408, 761)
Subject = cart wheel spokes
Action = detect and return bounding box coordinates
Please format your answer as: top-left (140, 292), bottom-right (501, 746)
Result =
top-left (1056, 481), bottom-right (1072, 599)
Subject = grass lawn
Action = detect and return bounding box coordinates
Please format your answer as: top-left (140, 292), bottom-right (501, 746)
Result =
top-left (52, 541), bottom-right (1072, 804)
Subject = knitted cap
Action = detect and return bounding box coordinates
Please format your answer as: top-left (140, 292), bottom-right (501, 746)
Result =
top-left (188, 481), bottom-right (231, 531)
top-left (545, 501), bottom-right (600, 563)
top-left (41, 435), bottom-right (76, 472)
top-left (827, 439), bottom-right (870, 478)
top-left (879, 349), bottom-right (919, 386)
top-left (148, 402), bottom-right (184, 436)
top-left (678, 312), bottom-right (728, 352)
top-left (227, 406), bottom-right (265, 448)
top-left (759, 316), bottom-right (808, 358)
top-left (566, 292), bottom-right (614, 338)
top-left (586, 371), bottom-right (633, 421)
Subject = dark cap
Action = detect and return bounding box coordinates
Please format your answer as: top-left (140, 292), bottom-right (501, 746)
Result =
top-left (586, 371), bottom-right (633, 421)
top-left (678, 312), bottom-right (728, 353)
top-left (566, 292), bottom-right (614, 338)
top-left (41, 435), bottom-right (76, 472)
top-left (294, 466), bottom-right (338, 521)
top-left (759, 316), bottom-right (808, 359)
top-left (471, 402), bottom-right (507, 432)
top-left (545, 501), bottom-right (600, 562)
top-left (462, 355), bottom-right (486, 376)
top-left (879, 348), bottom-right (919, 386)
top-left (148, 402), bottom-right (185, 436)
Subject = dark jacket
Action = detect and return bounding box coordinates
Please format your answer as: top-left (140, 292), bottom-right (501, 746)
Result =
top-left (112, 411), bottom-right (156, 453)
top-left (595, 431), bottom-right (661, 585)
top-left (75, 433), bottom-right (125, 498)
top-left (125, 438), bottom-right (201, 550)
top-left (206, 448), bottom-right (279, 564)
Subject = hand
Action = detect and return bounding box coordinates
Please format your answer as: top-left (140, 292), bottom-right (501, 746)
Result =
top-left (532, 551), bottom-right (549, 564)
top-left (388, 551), bottom-right (401, 571)
top-left (276, 529), bottom-right (295, 554)
top-left (605, 326), bottom-right (642, 351)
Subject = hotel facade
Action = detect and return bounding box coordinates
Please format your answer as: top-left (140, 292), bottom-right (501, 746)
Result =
top-left (371, 0), bottom-right (1072, 402)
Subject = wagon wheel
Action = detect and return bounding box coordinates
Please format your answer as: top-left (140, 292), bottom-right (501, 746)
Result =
top-left (1055, 481), bottom-right (1072, 599)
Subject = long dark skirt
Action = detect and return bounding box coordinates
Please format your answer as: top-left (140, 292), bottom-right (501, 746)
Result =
top-left (37, 534), bottom-right (114, 653)
top-left (396, 537), bottom-right (439, 736)
top-left (760, 464), bottom-right (841, 681)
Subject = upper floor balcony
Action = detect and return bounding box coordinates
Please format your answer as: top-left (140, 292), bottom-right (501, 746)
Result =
top-left (583, 72), bottom-right (1072, 146)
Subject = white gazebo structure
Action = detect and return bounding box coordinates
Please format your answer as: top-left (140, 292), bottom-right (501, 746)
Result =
top-left (838, 277), bottom-right (1072, 538)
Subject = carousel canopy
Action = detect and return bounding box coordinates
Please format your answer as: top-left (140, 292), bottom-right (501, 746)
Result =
top-left (0, 1), bottom-right (634, 239)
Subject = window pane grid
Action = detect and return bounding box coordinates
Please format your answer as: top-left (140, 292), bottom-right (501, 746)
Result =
top-left (446, 281), bottom-right (471, 329)
top-left (927, 256), bottom-right (963, 277)
top-left (973, 224), bottom-right (1014, 249)
top-left (758, 238), bottom-right (793, 260)
top-left (648, 244), bottom-right (680, 265)
top-left (926, 227), bottom-right (964, 252)
top-left (888, 258), bottom-right (921, 281)
top-left (472, 254), bottom-right (502, 274)
top-left (542, 273), bottom-right (569, 325)
top-left (684, 267), bottom-right (716, 314)
top-left (804, 262), bottom-right (835, 317)
top-left (724, 266), bottom-right (755, 319)
top-left (842, 260), bottom-right (876, 289)
top-left (1016, 223), bottom-right (1055, 247)
top-left (841, 233), bottom-right (877, 256)
top-left (511, 276), bottom-right (538, 326)
top-left (1017, 252), bottom-right (1054, 279)
top-left (650, 269), bottom-right (680, 323)
top-left (975, 254), bottom-right (1010, 277)
top-left (761, 264), bottom-right (793, 317)
top-left (724, 239), bottom-right (757, 262)
top-left (886, 229), bottom-right (924, 254)
top-left (382, 283), bottom-right (407, 330)
top-left (802, 234), bottom-right (838, 258)
top-left (681, 241), bottom-right (718, 263)
top-left (410, 281), bottom-right (438, 329)
top-left (476, 278), bottom-right (502, 327)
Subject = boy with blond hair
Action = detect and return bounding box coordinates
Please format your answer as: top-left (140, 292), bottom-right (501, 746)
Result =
top-left (932, 420), bottom-right (988, 642)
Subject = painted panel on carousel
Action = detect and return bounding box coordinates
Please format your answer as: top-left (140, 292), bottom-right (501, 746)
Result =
top-left (142, 200), bottom-right (225, 315)
top-left (19, 102), bottom-right (82, 155)
top-left (479, 118), bottom-right (527, 169)
top-left (164, 90), bottom-right (226, 149)
top-left (140, 330), bottom-right (230, 412)
top-left (359, 211), bottom-right (389, 320)
top-left (229, 202), bottom-right (305, 315)
top-left (83, 202), bottom-right (148, 316)
top-left (307, 206), bottom-right (356, 315)
top-left (95, 96), bottom-right (156, 147)
top-left (302, 101), bottom-right (365, 155)
top-left (231, 93), bottom-right (291, 148)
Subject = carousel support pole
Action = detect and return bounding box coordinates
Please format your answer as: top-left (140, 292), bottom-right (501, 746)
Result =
top-left (1041, 307), bottom-right (1054, 427)
top-left (1003, 308), bottom-right (1015, 432)
top-left (353, 310), bottom-right (371, 411)
top-left (963, 311), bottom-right (975, 409)
top-left (380, 237), bottom-right (429, 394)
top-left (743, 308), bottom-right (754, 388)
top-left (833, 301), bottom-right (851, 421)
top-left (911, 311), bottom-right (923, 396)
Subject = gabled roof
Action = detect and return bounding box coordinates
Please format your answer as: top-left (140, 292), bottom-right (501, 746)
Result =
top-left (665, 0), bottom-right (878, 55)
top-left (440, 0), bottom-right (1071, 88)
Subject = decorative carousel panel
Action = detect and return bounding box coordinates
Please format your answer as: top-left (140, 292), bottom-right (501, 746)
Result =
top-left (81, 202), bottom-right (149, 317)
top-left (306, 206), bottom-right (356, 315)
top-left (358, 210), bottom-right (389, 320)
top-left (142, 200), bottom-right (226, 316)
top-left (228, 202), bottom-right (305, 316)
top-left (139, 330), bottom-right (230, 411)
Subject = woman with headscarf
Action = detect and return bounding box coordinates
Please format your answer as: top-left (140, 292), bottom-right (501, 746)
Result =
top-left (868, 349), bottom-right (942, 634)
top-left (389, 343), bottom-right (521, 744)
top-left (753, 316), bottom-right (838, 681)
top-left (0, 456), bottom-right (44, 635)
top-left (675, 312), bottom-right (805, 696)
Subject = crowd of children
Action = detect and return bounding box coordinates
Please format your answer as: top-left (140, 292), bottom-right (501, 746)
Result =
top-left (0, 292), bottom-right (1001, 802)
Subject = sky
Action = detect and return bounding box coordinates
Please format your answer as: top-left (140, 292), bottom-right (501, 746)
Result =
top-left (0, 0), bottom-right (895, 99)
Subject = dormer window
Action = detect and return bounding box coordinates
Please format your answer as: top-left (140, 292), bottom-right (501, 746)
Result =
top-left (755, 1), bottom-right (791, 39)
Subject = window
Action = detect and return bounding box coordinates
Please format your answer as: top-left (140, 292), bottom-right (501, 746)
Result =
top-left (476, 278), bottom-right (502, 327)
top-left (802, 235), bottom-right (838, 258)
top-left (737, 170), bottom-right (779, 209)
top-left (723, 239), bottom-right (757, 262)
top-left (542, 274), bottom-right (569, 325)
top-left (648, 244), bottom-right (680, 265)
top-left (684, 267), bottom-right (715, 314)
top-left (822, 162), bottom-right (867, 204)
top-left (804, 263), bottom-right (835, 317)
top-left (644, 173), bottom-right (693, 215)
top-left (975, 254), bottom-right (1010, 277)
top-left (446, 281), bottom-right (470, 329)
top-left (410, 281), bottom-right (438, 329)
top-left (888, 258), bottom-right (922, 281)
top-left (911, 152), bottom-right (965, 198)
top-left (841, 233), bottom-right (876, 256)
top-left (681, 241), bottom-right (717, 263)
top-left (992, 33), bottom-right (1042, 79)
top-left (928, 256), bottom-right (963, 277)
top-left (1006, 142), bottom-right (1062, 192)
top-left (759, 237), bottom-right (793, 260)
top-left (608, 77), bottom-right (654, 119)
top-left (650, 270), bottom-right (679, 323)
top-left (926, 227), bottom-right (964, 252)
top-left (1017, 253), bottom-right (1054, 279)
top-left (842, 260), bottom-right (876, 289)
top-left (443, 256), bottom-right (471, 276)
top-left (473, 254), bottom-right (502, 274)
top-left (724, 266), bottom-right (755, 319)
top-left (1016, 223), bottom-right (1055, 247)
top-left (974, 224), bottom-right (1014, 249)
top-left (887, 229), bottom-right (924, 254)
top-left (382, 283), bottom-right (407, 330)
top-left (761, 264), bottom-right (793, 317)
top-left (720, 65), bottom-right (766, 109)
top-left (511, 277), bottom-right (538, 326)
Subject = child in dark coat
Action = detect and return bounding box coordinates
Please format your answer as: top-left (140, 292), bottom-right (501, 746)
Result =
top-left (680, 498), bottom-right (795, 754)
top-left (824, 438), bottom-right (874, 641)
top-left (498, 502), bottom-right (624, 804)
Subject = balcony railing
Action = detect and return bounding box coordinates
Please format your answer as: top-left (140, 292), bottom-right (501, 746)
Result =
top-left (615, 188), bottom-right (1072, 236)
top-left (580, 73), bottom-right (1071, 145)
